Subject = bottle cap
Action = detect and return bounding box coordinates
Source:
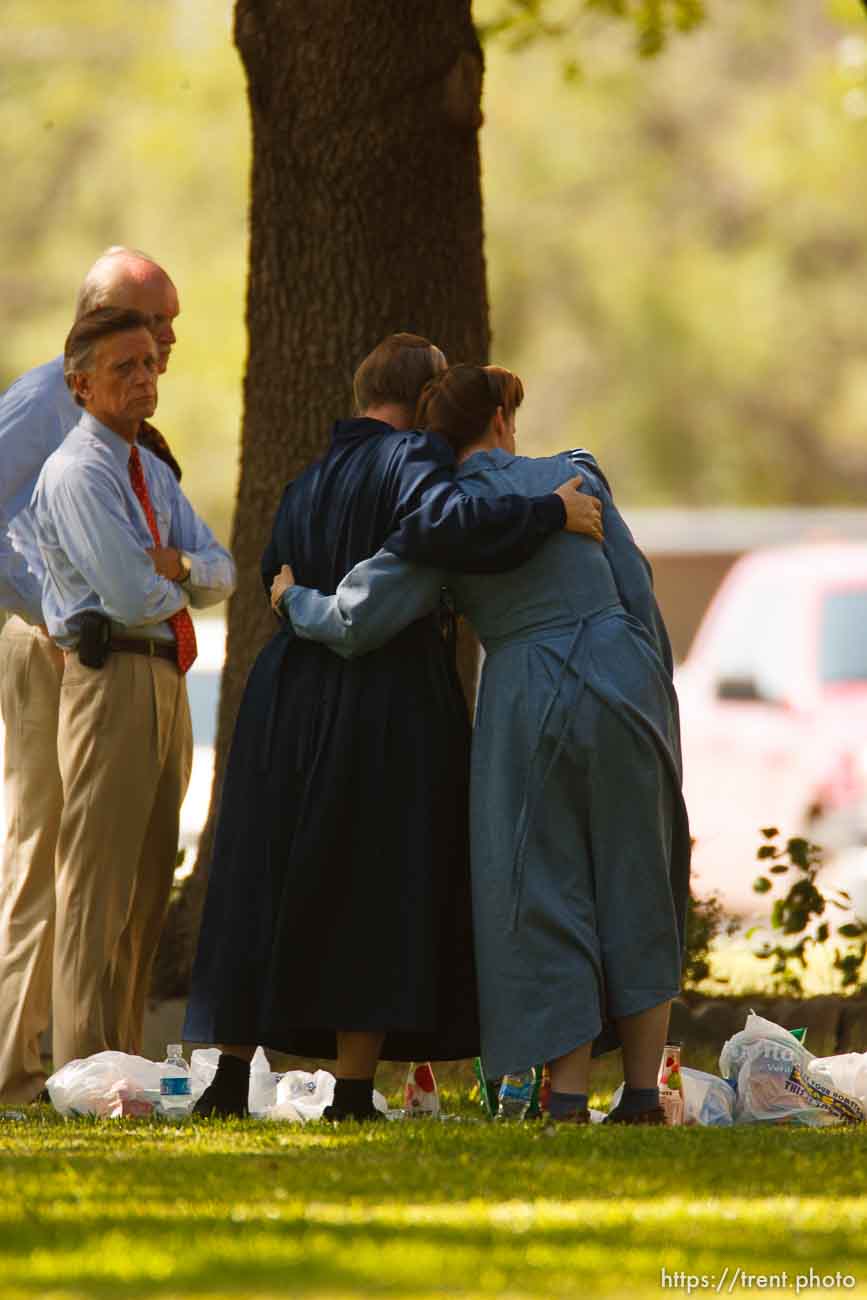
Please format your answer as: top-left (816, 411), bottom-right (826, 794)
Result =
top-left (167, 1043), bottom-right (183, 1056)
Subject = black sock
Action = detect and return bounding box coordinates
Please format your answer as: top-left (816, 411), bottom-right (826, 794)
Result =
top-left (615, 1086), bottom-right (659, 1116)
top-left (213, 1053), bottom-right (251, 1092)
top-left (332, 1077), bottom-right (375, 1115)
top-left (548, 1089), bottom-right (588, 1119)
top-left (193, 1051), bottom-right (251, 1118)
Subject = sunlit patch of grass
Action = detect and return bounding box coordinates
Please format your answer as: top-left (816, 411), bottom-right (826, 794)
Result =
top-left (1, 1106), bottom-right (866, 1299)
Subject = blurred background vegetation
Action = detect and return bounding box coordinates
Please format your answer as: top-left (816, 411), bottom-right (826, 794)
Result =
top-left (3, 0), bottom-right (867, 544)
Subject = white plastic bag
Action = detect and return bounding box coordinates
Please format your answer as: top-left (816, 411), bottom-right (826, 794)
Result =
top-left (189, 1047), bottom-right (220, 1101)
top-left (248, 1046), bottom-right (280, 1116)
top-left (47, 1051), bottom-right (163, 1117)
top-left (266, 1070), bottom-right (389, 1123)
top-left (681, 1067), bottom-right (735, 1126)
top-left (269, 1069), bottom-right (335, 1122)
top-left (720, 1012), bottom-right (864, 1127)
top-left (810, 1053), bottom-right (867, 1107)
top-left (49, 1047), bottom-right (391, 1123)
top-left (104, 1079), bottom-right (159, 1118)
top-left (719, 1011), bottom-right (810, 1085)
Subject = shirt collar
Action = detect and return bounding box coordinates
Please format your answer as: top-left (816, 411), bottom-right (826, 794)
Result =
top-left (78, 411), bottom-right (139, 470)
top-left (330, 417), bottom-right (396, 443)
top-left (455, 446), bottom-right (516, 478)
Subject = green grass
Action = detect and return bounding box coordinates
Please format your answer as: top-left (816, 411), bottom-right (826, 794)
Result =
top-left (2, 1058), bottom-right (866, 1300)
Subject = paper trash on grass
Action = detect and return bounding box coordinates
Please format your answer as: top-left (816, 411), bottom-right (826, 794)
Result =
top-left (608, 1070), bottom-right (735, 1126)
top-left (47, 1047), bottom-right (386, 1122)
top-left (46, 1018), bottom-right (866, 1127)
top-left (47, 1052), bottom-right (164, 1118)
top-left (605, 1011), bottom-right (866, 1128)
top-left (719, 1011), bottom-right (865, 1127)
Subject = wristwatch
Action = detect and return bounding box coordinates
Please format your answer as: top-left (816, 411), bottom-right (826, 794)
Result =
top-left (177, 552), bottom-right (193, 585)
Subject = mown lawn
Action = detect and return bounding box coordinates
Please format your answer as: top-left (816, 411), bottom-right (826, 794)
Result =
top-left (1, 1058), bottom-right (865, 1300)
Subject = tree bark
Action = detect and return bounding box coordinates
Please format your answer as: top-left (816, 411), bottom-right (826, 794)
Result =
top-left (153, 0), bottom-right (487, 997)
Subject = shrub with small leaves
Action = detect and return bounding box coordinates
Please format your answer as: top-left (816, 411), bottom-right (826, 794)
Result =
top-left (682, 887), bottom-right (738, 989)
top-left (751, 828), bottom-right (867, 994)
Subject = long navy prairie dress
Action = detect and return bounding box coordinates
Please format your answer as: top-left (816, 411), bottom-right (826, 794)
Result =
top-left (183, 418), bottom-right (566, 1061)
top-left (281, 448), bottom-right (691, 1078)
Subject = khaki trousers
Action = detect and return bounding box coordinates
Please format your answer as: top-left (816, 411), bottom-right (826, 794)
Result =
top-left (0, 617), bottom-right (64, 1101)
top-left (52, 648), bottom-right (192, 1070)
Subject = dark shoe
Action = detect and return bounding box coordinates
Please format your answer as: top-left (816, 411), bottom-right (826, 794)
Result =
top-left (544, 1108), bottom-right (590, 1127)
top-left (193, 1081), bottom-right (249, 1119)
top-left (321, 1103), bottom-right (383, 1124)
top-left (604, 1105), bottom-right (666, 1126)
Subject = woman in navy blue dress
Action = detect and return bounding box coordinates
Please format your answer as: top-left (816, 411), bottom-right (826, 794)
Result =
top-left (279, 365), bottom-right (690, 1125)
top-left (185, 337), bottom-right (602, 1119)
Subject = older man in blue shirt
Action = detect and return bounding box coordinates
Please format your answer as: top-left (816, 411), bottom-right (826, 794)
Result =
top-left (0, 248), bottom-right (185, 1101)
top-left (29, 306), bottom-right (235, 1072)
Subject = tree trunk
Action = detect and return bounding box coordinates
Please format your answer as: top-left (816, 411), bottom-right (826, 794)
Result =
top-left (153, 0), bottom-right (487, 998)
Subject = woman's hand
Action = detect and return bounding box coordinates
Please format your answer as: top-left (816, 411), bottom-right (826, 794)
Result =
top-left (270, 563), bottom-right (296, 614)
top-left (554, 475), bottom-right (603, 543)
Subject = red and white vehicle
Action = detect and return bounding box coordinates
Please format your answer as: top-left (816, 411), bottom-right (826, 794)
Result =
top-left (677, 543), bottom-right (867, 919)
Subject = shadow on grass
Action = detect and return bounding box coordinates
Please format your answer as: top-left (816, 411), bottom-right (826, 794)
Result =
top-left (4, 1109), bottom-right (867, 1299)
top-left (4, 1124), bottom-right (867, 1200)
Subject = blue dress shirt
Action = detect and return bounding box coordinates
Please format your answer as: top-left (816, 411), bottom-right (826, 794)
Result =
top-left (31, 412), bottom-right (235, 648)
top-left (0, 356), bottom-right (79, 623)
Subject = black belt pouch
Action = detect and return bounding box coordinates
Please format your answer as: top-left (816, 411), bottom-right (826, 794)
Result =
top-left (77, 611), bottom-right (112, 668)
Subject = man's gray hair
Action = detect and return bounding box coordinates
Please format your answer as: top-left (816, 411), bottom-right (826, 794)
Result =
top-left (75, 246), bottom-right (165, 319)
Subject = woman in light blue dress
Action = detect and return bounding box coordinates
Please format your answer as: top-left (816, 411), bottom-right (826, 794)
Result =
top-left (274, 366), bottom-right (690, 1124)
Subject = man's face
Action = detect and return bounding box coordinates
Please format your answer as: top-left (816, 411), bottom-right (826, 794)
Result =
top-left (108, 275), bottom-right (180, 373)
top-left (74, 328), bottom-right (159, 432)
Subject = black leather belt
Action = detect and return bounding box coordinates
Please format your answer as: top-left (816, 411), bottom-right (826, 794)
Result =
top-left (110, 637), bottom-right (177, 663)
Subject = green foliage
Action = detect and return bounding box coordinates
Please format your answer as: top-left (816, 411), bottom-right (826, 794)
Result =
top-left (2, 1104), bottom-right (867, 1297)
top-left (0, 0), bottom-right (248, 545)
top-left (751, 830), bottom-right (867, 994)
top-left (481, 0), bottom-right (867, 506)
top-left (477, 0), bottom-right (705, 63)
top-left (5, 0), bottom-right (867, 538)
top-left (682, 887), bottom-right (738, 988)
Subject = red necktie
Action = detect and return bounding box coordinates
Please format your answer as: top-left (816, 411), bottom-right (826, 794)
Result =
top-left (128, 444), bottom-right (197, 673)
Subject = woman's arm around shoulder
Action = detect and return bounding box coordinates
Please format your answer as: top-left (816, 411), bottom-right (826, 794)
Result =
top-left (278, 547), bottom-right (445, 659)
top-left (381, 431), bottom-right (597, 574)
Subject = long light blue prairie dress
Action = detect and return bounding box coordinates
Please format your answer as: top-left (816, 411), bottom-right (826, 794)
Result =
top-left (284, 448), bottom-right (691, 1077)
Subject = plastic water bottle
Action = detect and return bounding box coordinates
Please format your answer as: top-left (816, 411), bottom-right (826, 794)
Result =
top-left (159, 1043), bottom-right (191, 1115)
top-left (496, 1067), bottom-right (536, 1120)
